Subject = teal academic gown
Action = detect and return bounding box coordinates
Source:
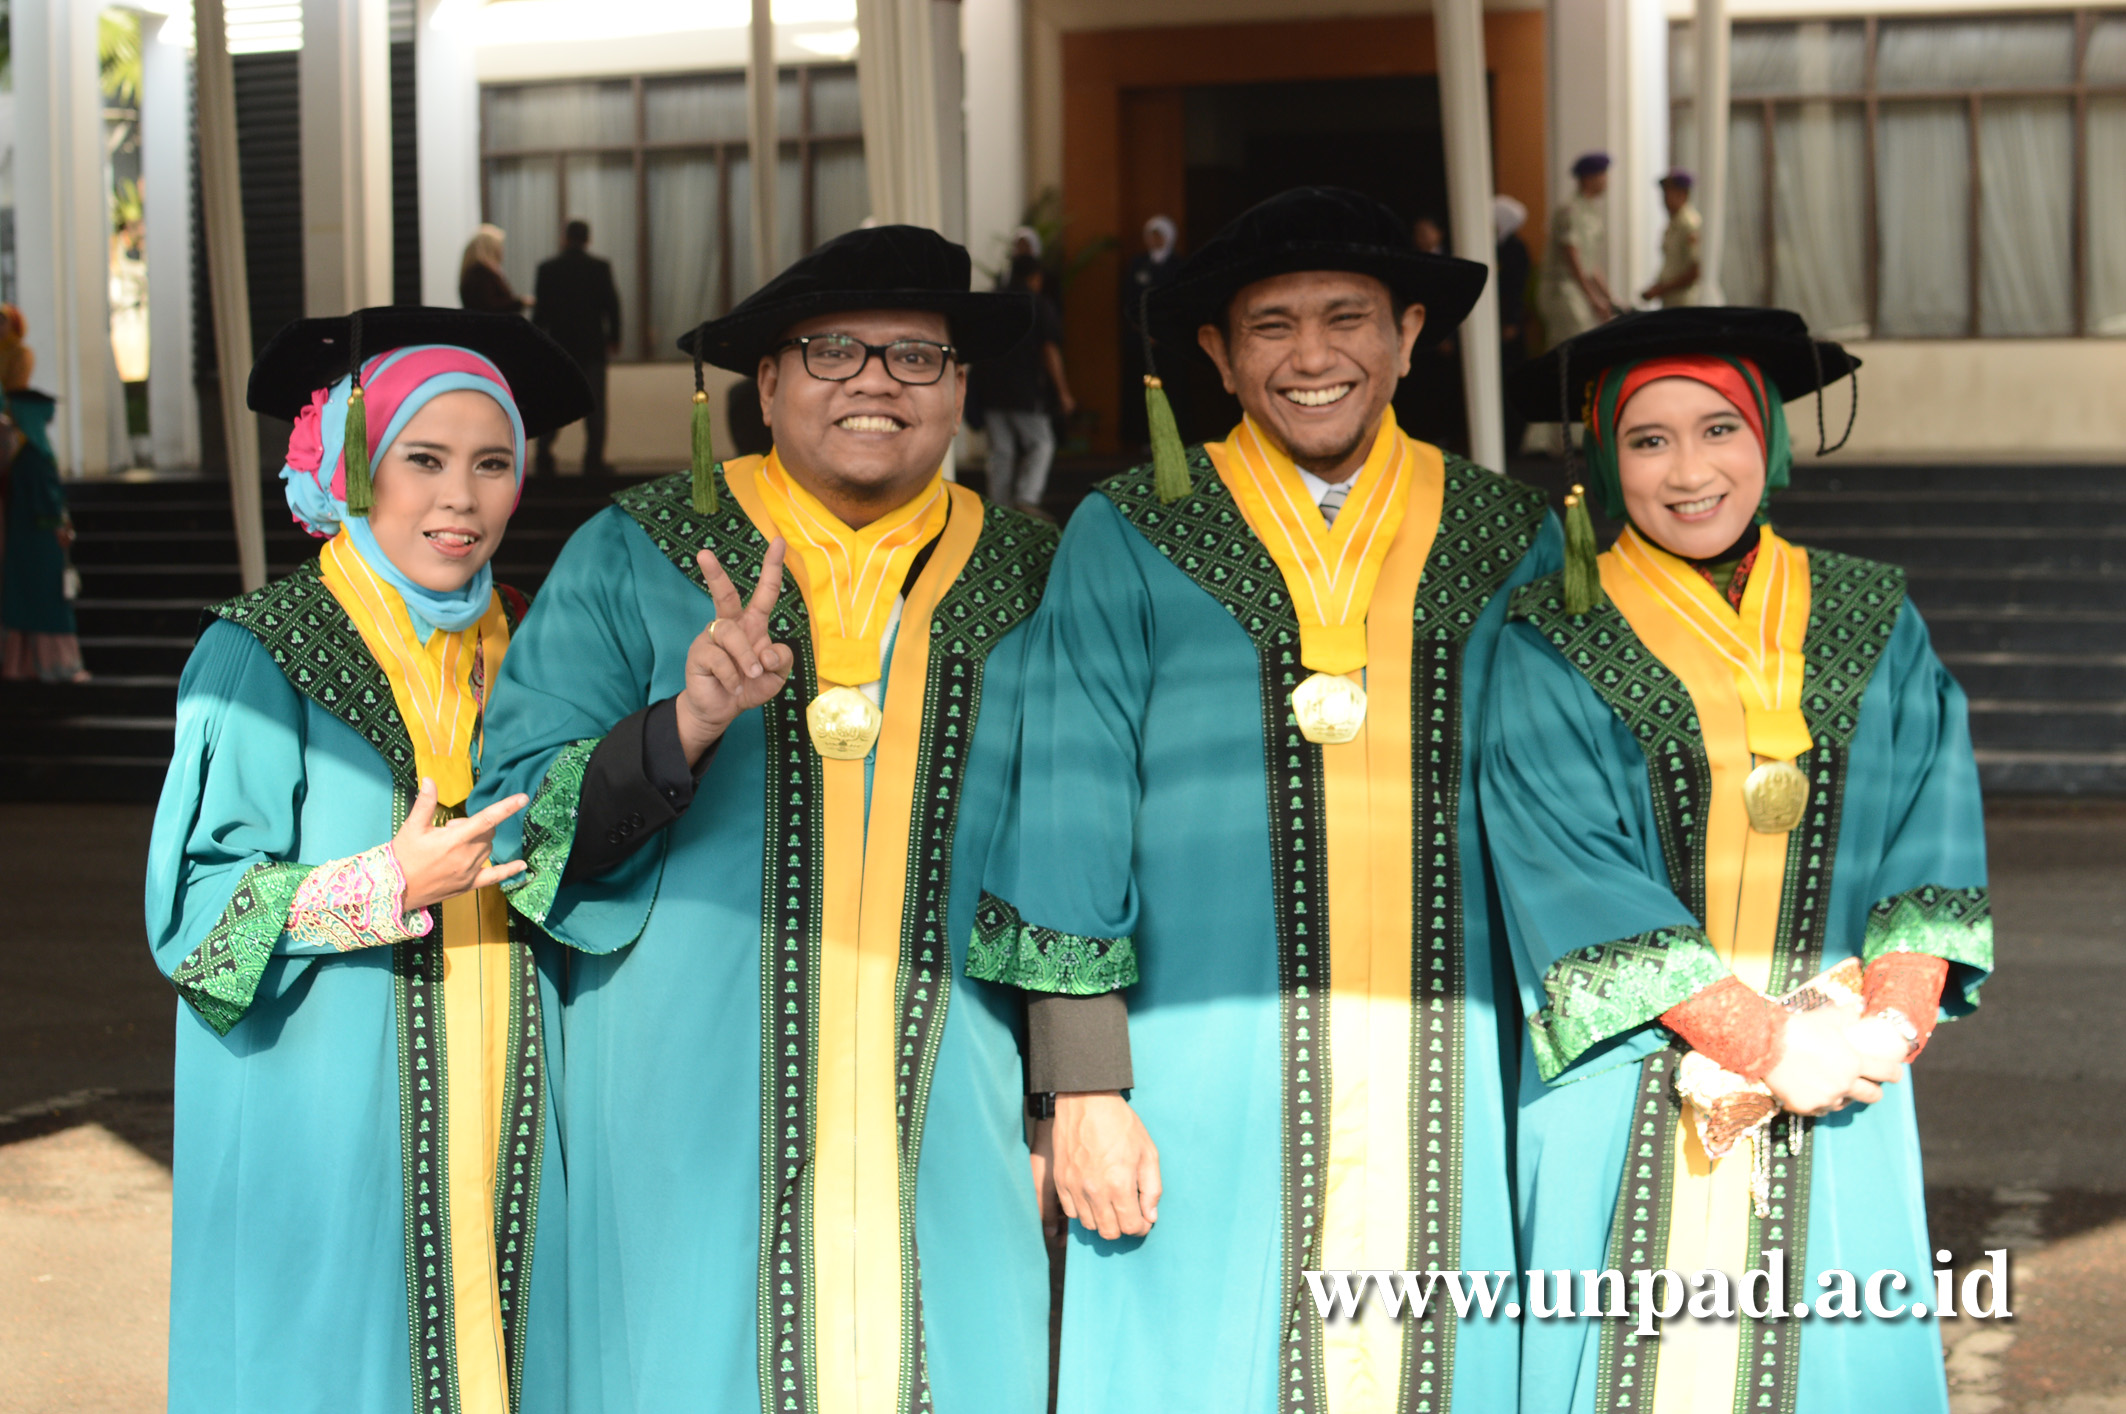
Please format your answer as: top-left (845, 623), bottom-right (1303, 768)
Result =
top-left (145, 565), bottom-right (565, 1414)
top-left (974, 449), bottom-right (1561, 1414)
top-left (1478, 551), bottom-right (1992, 1414)
top-left (473, 469), bottom-right (1056, 1414)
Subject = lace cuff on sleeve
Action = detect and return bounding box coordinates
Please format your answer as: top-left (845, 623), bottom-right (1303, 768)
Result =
top-left (287, 844), bottom-right (433, 952)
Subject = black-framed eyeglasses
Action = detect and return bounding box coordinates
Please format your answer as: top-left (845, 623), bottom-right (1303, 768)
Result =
top-left (774, 334), bottom-right (958, 386)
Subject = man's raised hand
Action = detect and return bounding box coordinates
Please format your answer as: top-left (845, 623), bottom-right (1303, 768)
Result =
top-left (675, 538), bottom-right (797, 763)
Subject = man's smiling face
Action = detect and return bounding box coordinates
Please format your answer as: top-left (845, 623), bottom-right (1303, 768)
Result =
top-left (1197, 270), bottom-right (1424, 482)
top-left (758, 307), bottom-right (965, 526)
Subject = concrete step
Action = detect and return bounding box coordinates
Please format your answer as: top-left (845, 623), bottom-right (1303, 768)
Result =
top-left (1803, 528), bottom-right (2126, 575)
top-left (1967, 699), bottom-right (2126, 752)
top-left (1793, 463), bottom-right (2126, 495)
top-left (1908, 572), bottom-right (2126, 614)
top-left (0, 754), bottom-right (170, 803)
top-left (71, 600), bottom-right (215, 639)
top-left (78, 637), bottom-right (196, 677)
top-left (0, 714), bottom-right (176, 762)
top-left (1976, 749), bottom-right (2126, 796)
top-left (1922, 610), bottom-right (2126, 656)
top-left (1777, 495), bottom-right (2126, 531)
top-left (0, 677), bottom-right (180, 719)
top-left (1943, 653), bottom-right (2126, 700)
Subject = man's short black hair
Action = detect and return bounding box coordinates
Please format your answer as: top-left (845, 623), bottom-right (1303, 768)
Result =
top-left (565, 219), bottom-right (591, 247)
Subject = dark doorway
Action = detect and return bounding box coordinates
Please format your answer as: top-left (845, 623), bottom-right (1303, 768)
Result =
top-left (1167, 74), bottom-right (1458, 447)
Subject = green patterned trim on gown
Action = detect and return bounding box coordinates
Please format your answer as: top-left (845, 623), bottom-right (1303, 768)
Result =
top-left (506, 737), bottom-right (600, 925)
top-left (611, 465), bottom-right (1058, 1414)
top-left (967, 891), bottom-right (1138, 994)
top-left (169, 860), bottom-right (315, 1036)
top-left (1526, 926), bottom-right (1728, 1082)
top-left (1864, 884), bottom-right (1993, 989)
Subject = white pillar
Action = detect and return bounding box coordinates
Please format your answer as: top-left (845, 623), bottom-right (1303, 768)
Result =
top-left (961, 0), bottom-right (1025, 275)
top-left (417, 0), bottom-right (482, 308)
top-left (1692, 0), bottom-right (1729, 304)
top-left (12, 0), bottom-right (119, 475)
top-left (142, 14), bottom-right (202, 470)
top-left (197, 0), bottom-right (268, 590)
top-left (932, 0), bottom-right (966, 244)
top-left (748, 0), bottom-right (780, 288)
top-left (301, 0), bottom-right (394, 315)
top-left (856, 0), bottom-right (944, 230)
top-left (1435, 0), bottom-right (1505, 472)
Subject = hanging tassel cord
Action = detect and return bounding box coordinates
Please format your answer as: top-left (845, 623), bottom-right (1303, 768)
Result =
top-left (1141, 288), bottom-right (1192, 503)
top-left (344, 310), bottom-right (374, 515)
top-left (1809, 338), bottom-right (1859, 457)
top-left (689, 339), bottom-right (720, 515)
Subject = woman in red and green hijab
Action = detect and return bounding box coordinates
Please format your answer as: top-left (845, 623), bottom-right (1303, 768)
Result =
top-left (1481, 308), bottom-right (1988, 1414)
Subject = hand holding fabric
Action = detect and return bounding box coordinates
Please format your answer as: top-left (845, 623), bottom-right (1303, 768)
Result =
top-left (1052, 1091), bottom-right (1161, 1240)
top-left (394, 776), bottom-right (530, 909)
top-left (675, 540), bottom-right (796, 763)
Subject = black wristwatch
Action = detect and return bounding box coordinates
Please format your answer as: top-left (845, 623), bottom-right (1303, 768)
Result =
top-left (1026, 1092), bottom-right (1057, 1121)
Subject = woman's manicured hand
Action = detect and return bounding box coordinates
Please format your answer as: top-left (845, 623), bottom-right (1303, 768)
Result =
top-left (1764, 1006), bottom-right (1868, 1116)
top-left (392, 778), bottom-right (529, 910)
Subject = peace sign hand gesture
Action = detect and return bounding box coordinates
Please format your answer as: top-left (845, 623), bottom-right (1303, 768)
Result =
top-left (674, 538), bottom-right (798, 763)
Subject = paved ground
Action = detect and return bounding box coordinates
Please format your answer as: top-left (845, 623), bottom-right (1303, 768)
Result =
top-left (1, 801), bottom-right (2120, 1411)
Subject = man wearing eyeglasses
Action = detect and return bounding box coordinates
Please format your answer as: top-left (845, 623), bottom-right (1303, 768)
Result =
top-left (474, 225), bottom-right (1057, 1414)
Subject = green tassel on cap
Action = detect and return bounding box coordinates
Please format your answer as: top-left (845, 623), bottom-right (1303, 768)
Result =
top-left (1146, 376), bottom-right (1191, 504)
top-left (690, 389), bottom-right (720, 515)
top-left (343, 385), bottom-right (374, 515)
top-left (1562, 484), bottom-right (1604, 615)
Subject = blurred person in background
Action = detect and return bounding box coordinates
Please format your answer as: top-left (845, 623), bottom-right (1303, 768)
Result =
top-left (0, 306), bottom-right (89, 683)
top-left (1495, 195), bottom-right (1534, 454)
top-left (1540, 151), bottom-right (1616, 348)
top-left (460, 223), bottom-right (530, 316)
top-left (1642, 169), bottom-right (1705, 308)
top-left (978, 252), bottom-right (1077, 515)
top-left (533, 218), bottom-right (623, 475)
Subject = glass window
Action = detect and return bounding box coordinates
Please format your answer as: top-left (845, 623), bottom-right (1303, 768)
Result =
top-left (480, 65), bottom-right (865, 357)
top-left (1877, 18), bottom-right (2077, 91)
top-left (1978, 99), bottom-right (2074, 336)
top-left (1877, 102), bottom-right (1971, 337)
top-left (2089, 97), bottom-right (2126, 335)
top-left (1773, 102), bottom-right (1869, 337)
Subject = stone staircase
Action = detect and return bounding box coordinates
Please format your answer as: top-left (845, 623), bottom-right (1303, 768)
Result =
top-left (3, 460), bottom-right (2119, 801)
top-left (0, 474), bottom-right (635, 803)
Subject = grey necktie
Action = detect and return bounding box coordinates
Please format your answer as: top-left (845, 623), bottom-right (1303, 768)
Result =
top-left (1318, 479), bottom-right (1351, 528)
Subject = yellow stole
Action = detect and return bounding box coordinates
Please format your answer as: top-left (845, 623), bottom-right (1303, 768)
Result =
top-left (1609, 525), bottom-right (1813, 763)
top-left (319, 532), bottom-right (516, 1414)
top-left (1215, 414), bottom-right (1447, 1412)
top-left (1209, 409), bottom-right (1415, 675)
top-left (1598, 531), bottom-right (1815, 1414)
top-left (724, 454), bottom-right (984, 1414)
top-left (753, 450), bottom-right (949, 688)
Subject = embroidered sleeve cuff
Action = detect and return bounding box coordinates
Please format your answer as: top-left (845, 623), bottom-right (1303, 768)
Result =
top-left (966, 892), bottom-right (1138, 996)
top-left (1864, 952), bottom-right (1951, 1058)
top-left (168, 861), bottom-right (315, 1037)
top-left (286, 844), bottom-right (433, 953)
top-left (504, 737), bottom-right (601, 925)
top-left (1863, 885), bottom-right (1992, 1012)
top-left (1527, 925), bottom-right (1730, 1082)
top-left (1660, 974), bottom-right (1786, 1080)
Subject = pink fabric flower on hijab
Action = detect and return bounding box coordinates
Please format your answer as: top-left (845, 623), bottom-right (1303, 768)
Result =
top-left (286, 387), bottom-right (330, 475)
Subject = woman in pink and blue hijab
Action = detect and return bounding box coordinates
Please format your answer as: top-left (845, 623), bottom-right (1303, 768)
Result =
top-left (146, 309), bottom-right (590, 1414)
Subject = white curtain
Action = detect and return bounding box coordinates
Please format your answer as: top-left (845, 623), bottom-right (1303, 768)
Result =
top-left (486, 81), bottom-right (633, 148)
top-left (1721, 108), bottom-right (1768, 307)
top-left (645, 74), bottom-right (748, 143)
top-left (649, 154), bottom-right (722, 346)
top-left (2084, 21), bottom-right (2126, 335)
top-left (814, 140), bottom-right (870, 245)
top-left (1876, 103), bottom-right (1970, 337)
top-left (565, 154), bottom-right (640, 353)
top-left (1979, 100), bottom-right (2074, 336)
top-left (2090, 97), bottom-right (2126, 336)
top-left (487, 156), bottom-right (558, 298)
top-left (1773, 102), bottom-right (1868, 337)
top-left (855, 0), bottom-right (940, 228)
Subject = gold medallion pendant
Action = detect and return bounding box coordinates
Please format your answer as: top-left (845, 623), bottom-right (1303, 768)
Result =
top-left (806, 685), bottom-right (884, 760)
top-left (1290, 671), bottom-right (1367, 745)
top-left (1742, 760), bottom-right (1810, 834)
